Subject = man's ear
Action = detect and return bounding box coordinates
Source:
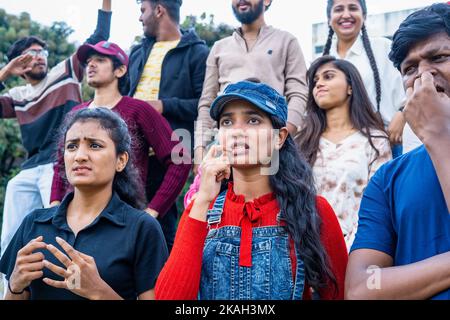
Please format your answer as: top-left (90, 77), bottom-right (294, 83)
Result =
top-left (155, 4), bottom-right (165, 18)
top-left (114, 65), bottom-right (127, 79)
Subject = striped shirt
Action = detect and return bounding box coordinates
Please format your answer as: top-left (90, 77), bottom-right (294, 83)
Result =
top-left (0, 9), bottom-right (111, 169)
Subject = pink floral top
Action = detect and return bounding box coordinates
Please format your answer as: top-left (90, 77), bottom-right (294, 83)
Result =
top-left (313, 130), bottom-right (392, 250)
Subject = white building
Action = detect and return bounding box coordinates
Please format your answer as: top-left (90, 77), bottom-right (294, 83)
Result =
top-left (312, 7), bottom-right (423, 58)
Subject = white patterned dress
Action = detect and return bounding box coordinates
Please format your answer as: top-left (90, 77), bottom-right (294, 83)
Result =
top-left (313, 130), bottom-right (392, 250)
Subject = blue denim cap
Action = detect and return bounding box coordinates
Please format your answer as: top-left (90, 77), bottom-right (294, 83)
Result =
top-left (210, 81), bottom-right (288, 124)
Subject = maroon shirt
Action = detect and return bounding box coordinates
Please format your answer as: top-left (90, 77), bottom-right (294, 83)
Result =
top-left (50, 96), bottom-right (191, 217)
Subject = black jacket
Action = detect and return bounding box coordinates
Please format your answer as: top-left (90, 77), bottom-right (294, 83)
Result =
top-left (125, 29), bottom-right (209, 152)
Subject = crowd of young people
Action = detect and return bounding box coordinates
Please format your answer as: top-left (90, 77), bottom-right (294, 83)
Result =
top-left (0, 0), bottom-right (449, 300)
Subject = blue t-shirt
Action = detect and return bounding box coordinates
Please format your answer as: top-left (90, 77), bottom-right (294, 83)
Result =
top-left (0, 192), bottom-right (168, 300)
top-left (351, 145), bottom-right (450, 300)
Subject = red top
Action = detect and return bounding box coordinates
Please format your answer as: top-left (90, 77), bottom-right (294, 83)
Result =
top-left (50, 96), bottom-right (191, 217)
top-left (155, 183), bottom-right (348, 300)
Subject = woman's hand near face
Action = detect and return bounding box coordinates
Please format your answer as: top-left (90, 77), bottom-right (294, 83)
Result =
top-left (8, 236), bottom-right (47, 295)
top-left (196, 145), bottom-right (231, 203)
top-left (43, 237), bottom-right (123, 300)
top-left (189, 145), bottom-right (231, 222)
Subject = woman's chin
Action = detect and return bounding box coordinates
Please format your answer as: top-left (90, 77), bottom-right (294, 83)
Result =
top-left (69, 179), bottom-right (98, 189)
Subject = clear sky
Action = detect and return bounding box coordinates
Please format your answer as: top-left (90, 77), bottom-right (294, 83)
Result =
top-left (0, 0), bottom-right (440, 62)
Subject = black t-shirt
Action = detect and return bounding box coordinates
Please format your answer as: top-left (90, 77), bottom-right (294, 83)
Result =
top-left (0, 192), bottom-right (168, 300)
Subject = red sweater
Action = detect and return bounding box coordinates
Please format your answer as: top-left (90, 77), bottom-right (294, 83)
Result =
top-left (155, 184), bottom-right (348, 300)
top-left (50, 96), bottom-right (191, 217)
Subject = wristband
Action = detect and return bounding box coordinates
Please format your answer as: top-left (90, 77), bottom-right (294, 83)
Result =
top-left (8, 281), bottom-right (25, 295)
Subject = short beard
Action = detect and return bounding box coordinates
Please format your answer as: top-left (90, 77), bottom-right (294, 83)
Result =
top-left (143, 12), bottom-right (158, 38)
top-left (232, 0), bottom-right (265, 25)
top-left (26, 69), bottom-right (47, 81)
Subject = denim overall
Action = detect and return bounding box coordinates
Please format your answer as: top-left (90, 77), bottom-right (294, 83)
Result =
top-left (199, 190), bottom-right (305, 300)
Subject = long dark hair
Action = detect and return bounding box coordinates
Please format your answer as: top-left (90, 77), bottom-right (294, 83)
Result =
top-left (296, 55), bottom-right (387, 166)
top-left (269, 118), bottom-right (338, 295)
top-left (56, 108), bottom-right (146, 209)
top-left (217, 115), bottom-right (338, 296)
top-left (323, 0), bottom-right (381, 113)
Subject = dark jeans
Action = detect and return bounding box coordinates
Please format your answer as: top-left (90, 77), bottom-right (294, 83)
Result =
top-left (146, 155), bottom-right (179, 253)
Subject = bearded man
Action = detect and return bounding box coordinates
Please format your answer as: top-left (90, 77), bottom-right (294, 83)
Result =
top-left (193, 0), bottom-right (309, 172)
top-left (0, 0), bottom-right (112, 266)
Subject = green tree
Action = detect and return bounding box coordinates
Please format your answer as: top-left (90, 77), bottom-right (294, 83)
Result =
top-left (0, 9), bottom-right (80, 228)
top-left (0, 10), bottom-right (234, 228)
top-left (181, 13), bottom-right (234, 48)
top-left (132, 13), bottom-right (234, 50)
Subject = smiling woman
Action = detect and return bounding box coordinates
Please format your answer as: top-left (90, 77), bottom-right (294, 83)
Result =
top-left (0, 108), bottom-right (168, 300)
top-left (296, 55), bottom-right (392, 250)
top-left (322, 0), bottom-right (419, 155)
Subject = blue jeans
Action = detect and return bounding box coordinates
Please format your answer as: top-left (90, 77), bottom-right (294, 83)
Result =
top-left (1, 163), bottom-right (54, 298)
top-left (1, 163), bottom-right (54, 256)
top-left (199, 191), bottom-right (305, 300)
